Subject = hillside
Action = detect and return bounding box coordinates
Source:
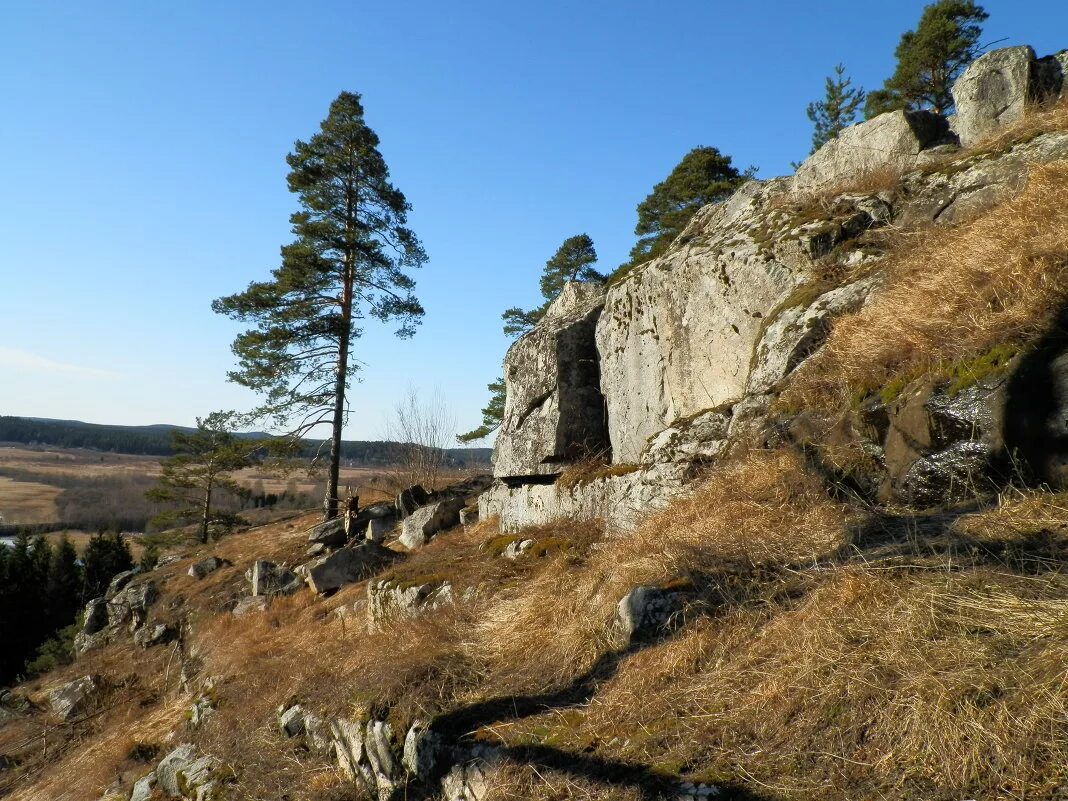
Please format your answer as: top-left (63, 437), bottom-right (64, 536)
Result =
top-left (0, 417), bottom-right (491, 467)
top-left (3, 44), bottom-right (1068, 801)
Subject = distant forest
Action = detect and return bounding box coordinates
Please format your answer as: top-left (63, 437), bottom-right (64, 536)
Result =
top-left (0, 417), bottom-right (491, 467)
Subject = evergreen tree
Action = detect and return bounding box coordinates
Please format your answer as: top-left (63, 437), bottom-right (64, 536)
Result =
top-left (807, 64), bottom-right (866, 153)
top-left (457, 379), bottom-right (506, 443)
top-left (83, 531), bottom-right (133, 601)
top-left (539, 234), bottom-right (604, 301)
top-left (145, 411), bottom-right (269, 543)
top-left (501, 234), bottom-right (605, 339)
top-left (213, 91), bottom-right (427, 520)
top-left (864, 0), bottom-right (988, 118)
top-left (45, 536), bottom-right (82, 634)
top-left (626, 147), bottom-right (746, 269)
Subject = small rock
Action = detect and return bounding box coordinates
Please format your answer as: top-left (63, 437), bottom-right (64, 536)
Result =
top-left (232, 596), bottom-right (269, 617)
top-left (250, 560), bottom-right (301, 596)
top-left (104, 568), bottom-right (141, 601)
top-left (617, 586), bottom-right (682, 642)
top-left (82, 597), bottom-right (109, 635)
top-left (188, 556), bottom-right (229, 580)
top-left (129, 772), bottom-right (156, 801)
top-left (278, 704), bottom-right (306, 738)
top-left (134, 623), bottom-right (177, 649)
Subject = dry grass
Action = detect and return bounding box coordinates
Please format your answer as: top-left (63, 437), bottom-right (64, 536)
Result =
top-left (0, 476), bottom-right (61, 524)
top-left (784, 160), bottom-right (1068, 411)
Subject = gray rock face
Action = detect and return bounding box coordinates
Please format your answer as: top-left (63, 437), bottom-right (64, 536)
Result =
top-left (82, 597), bottom-right (109, 635)
top-left (304, 543), bottom-right (395, 595)
top-left (104, 568), bottom-right (141, 600)
top-left (479, 463), bottom-right (690, 533)
top-left (399, 497), bottom-right (466, 549)
top-left (493, 281), bottom-right (609, 478)
top-left (188, 556), bottom-right (228, 580)
top-left (952, 46), bottom-right (1037, 147)
top-left (48, 675), bottom-right (97, 721)
top-left (106, 580), bottom-right (158, 633)
top-left (349, 501), bottom-right (398, 542)
top-left (793, 110), bottom-right (950, 191)
top-left (129, 772), bottom-right (156, 801)
top-left (597, 182), bottom-right (809, 464)
top-left (250, 560), bottom-right (301, 596)
top-left (308, 517), bottom-right (347, 547)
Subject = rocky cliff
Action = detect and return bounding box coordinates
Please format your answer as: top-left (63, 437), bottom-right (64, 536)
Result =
top-left (482, 43), bottom-right (1068, 531)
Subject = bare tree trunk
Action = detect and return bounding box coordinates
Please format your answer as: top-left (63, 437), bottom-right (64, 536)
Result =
top-left (200, 480), bottom-right (213, 544)
top-left (325, 259), bottom-right (354, 521)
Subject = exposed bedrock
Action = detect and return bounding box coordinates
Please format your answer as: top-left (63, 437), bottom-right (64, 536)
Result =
top-left (492, 281), bottom-right (610, 478)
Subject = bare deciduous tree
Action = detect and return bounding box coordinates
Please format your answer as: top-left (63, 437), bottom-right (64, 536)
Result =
top-left (383, 387), bottom-right (458, 492)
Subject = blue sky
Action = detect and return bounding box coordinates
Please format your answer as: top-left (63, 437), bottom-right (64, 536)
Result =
top-left (1, 1), bottom-right (1064, 441)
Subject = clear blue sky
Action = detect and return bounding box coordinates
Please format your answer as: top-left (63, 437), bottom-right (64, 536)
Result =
top-left (1, 1), bottom-right (1063, 441)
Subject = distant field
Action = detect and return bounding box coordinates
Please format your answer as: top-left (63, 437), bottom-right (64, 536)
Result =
top-left (0, 475), bottom-right (62, 524)
top-left (0, 444), bottom-right (467, 528)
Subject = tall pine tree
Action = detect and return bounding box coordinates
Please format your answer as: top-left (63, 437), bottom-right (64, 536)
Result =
top-left (865, 0), bottom-right (988, 118)
top-left (214, 92), bottom-right (427, 519)
top-left (807, 64), bottom-right (865, 153)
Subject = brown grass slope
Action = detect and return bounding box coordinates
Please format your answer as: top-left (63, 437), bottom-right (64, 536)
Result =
top-left (5, 110), bottom-right (1068, 801)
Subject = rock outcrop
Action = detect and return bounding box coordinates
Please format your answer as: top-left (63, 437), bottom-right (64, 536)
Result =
top-left (480, 44), bottom-right (1068, 531)
top-left (493, 281), bottom-right (610, 478)
top-left (793, 109), bottom-right (951, 191)
top-left (952, 45), bottom-right (1067, 146)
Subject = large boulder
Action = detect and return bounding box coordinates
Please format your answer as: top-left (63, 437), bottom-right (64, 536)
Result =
top-left (793, 110), bottom-right (950, 191)
top-left (304, 543), bottom-right (396, 595)
top-left (82, 597), bottom-right (109, 635)
top-left (104, 568), bottom-right (141, 601)
top-left (950, 45), bottom-right (1064, 147)
top-left (250, 560), bottom-right (301, 596)
top-left (396, 485), bottom-right (431, 518)
top-left (48, 675), bottom-right (97, 722)
top-left (348, 501), bottom-right (397, 542)
top-left (107, 580), bottom-right (158, 632)
top-left (398, 497), bottom-right (466, 549)
top-left (308, 517), bottom-right (347, 547)
top-left (493, 281), bottom-right (610, 478)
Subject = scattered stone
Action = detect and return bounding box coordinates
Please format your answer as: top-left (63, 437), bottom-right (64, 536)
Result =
top-left (403, 719), bottom-right (442, 781)
top-left (250, 560), bottom-right (301, 596)
top-left (154, 554), bottom-right (182, 569)
top-left (189, 694), bottom-right (215, 728)
top-left (306, 542), bottom-right (328, 557)
top-left (368, 578), bottom-right (454, 624)
top-left (278, 703), bottom-right (307, 738)
top-left (304, 542), bottom-right (396, 595)
top-left (459, 505), bottom-right (479, 528)
top-left (134, 623), bottom-right (177, 649)
top-left (107, 580), bottom-right (158, 632)
top-left (155, 743), bottom-right (224, 799)
top-left (188, 556), bottom-right (229, 580)
top-left (48, 675), bottom-right (97, 722)
top-left (129, 772), bottom-right (156, 801)
top-left (396, 485), bottom-right (431, 518)
top-left (308, 517), bottom-right (347, 548)
top-left (617, 586), bottom-right (682, 642)
top-left (232, 596), bottom-right (269, 617)
top-left (398, 497), bottom-right (466, 549)
top-left (502, 538), bottom-right (535, 560)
